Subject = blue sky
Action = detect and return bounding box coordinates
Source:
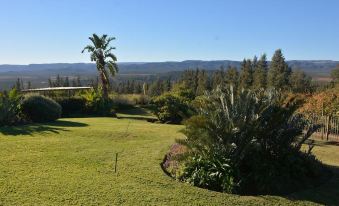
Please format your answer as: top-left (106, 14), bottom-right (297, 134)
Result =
top-left (0, 0), bottom-right (338, 64)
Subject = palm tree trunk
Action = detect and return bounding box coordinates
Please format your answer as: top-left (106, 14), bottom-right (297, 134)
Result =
top-left (98, 66), bottom-right (109, 99)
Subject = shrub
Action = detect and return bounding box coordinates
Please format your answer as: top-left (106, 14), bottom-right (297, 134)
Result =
top-left (21, 94), bottom-right (62, 122)
top-left (0, 89), bottom-right (22, 126)
top-left (176, 88), bottom-right (324, 195)
top-left (151, 92), bottom-right (191, 123)
top-left (57, 97), bottom-right (87, 117)
top-left (299, 85), bottom-right (339, 117)
top-left (82, 89), bottom-right (115, 116)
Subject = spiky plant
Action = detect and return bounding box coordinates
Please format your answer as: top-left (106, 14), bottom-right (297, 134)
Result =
top-left (82, 34), bottom-right (118, 99)
top-left (177, 87), bottom-right (322, 194)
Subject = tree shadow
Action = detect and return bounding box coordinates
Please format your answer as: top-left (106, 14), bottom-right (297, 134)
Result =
top-left (310, 140), bottom-right (339, 147)
top-left (0, 120), bottom-right (88, 136)
top-left (284, 165), bottom-right (339, 205)
top-left (117, 106), bottom-right (152, 116)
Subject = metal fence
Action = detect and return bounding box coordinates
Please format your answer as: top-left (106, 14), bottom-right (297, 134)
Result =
top-left (306, 115), bottom-right (339, 141)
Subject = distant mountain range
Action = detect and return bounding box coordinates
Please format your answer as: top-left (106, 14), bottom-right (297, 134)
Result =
top-left (1, 60), bottom-right (338, 75)
top-left (0, 60), bottom-right (337, 89)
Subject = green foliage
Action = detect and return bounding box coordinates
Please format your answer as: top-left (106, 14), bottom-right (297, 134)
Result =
top-left (224, 66), bottom-right (239, 89)
top-left (57, 97), bottom-right (87, 117)
top-left (180, 69), bottom-right (210, 97)
top-left (239, 59), bottom-right (253, 89)
top-left (268, 49), bottom-right (291, 89)
top-left (21, 94), bottom-right (61, 122)
top-left (177, 87), bottom-right (323, 194)
top-left (180, 152), bottom-right (234, 193)
top-left (290, 69), bottom-right (312, 93)
top-left (0, 118), bottom-right (338, 205)
top-left (82, 33), bottom-right (119, 98)
top-left (0, 89), bottom-right (23, 126)
top-left (82, 89), bottom-right (115, 116)
top-left (151, 91), bottom-right (192, 123)
top-left (253, 54), bottom-right (268, 90)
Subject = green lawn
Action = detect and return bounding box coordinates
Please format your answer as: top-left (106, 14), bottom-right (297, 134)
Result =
top-left (0, 117), bottom-right (338, 205)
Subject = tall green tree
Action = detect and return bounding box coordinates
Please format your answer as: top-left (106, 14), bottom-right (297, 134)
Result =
top-left (253, 54), bottom-right (268, 89)
top-left (196, 70), bottom-right (208, 96)
top-left (224, 66), bottom-right (239, 89)
top-left (82, 34), bottom-right (118, 99)
top-left (212, 67), bottom-right (225, 89)
top-left (267, 49), bottom-right (291, 90)
top-left (239, 59), bottom-right (253, 90)
top-left (289, 69), bottom-right (312, 93)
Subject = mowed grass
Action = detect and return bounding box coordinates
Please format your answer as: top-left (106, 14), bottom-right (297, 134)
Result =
top-left (0, 118), bottom-right (338, 205)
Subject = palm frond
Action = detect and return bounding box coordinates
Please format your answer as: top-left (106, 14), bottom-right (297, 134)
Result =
top-left (82, 45), bottom-right (95, 53)
top-left (104, 37), bottom-right (116, 49)
top-left (106, 53), bottom-right (117, 62)
top-left (107, 61), bottom-right (118, 76)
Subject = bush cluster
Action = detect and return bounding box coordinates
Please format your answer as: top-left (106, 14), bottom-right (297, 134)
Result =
top-left (57, 97), bottom-right (87, 117)
top-left (175, 88), bottom-right (324, 195)
top-left (21, 94), bottom-right (62, 122)
top-left (0, 89), bottom-right (23, 126)
top-left (151, 93), bottom-right (191, 124)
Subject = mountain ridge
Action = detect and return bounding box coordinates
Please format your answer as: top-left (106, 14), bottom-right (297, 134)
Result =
top-left (1, 60), bottom-right (338, 75)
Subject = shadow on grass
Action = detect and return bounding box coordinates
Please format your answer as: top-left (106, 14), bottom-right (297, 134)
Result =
top-left (0, 120), bottom-right (88, 136)
top-left (117, 106), bottom-right (152, 116)
top-left (285, 165), bottom-right (339, 206)
top-left (117, 106), bottom-right (157, 122)
top-left (309, 140), bottom-right (339, 147)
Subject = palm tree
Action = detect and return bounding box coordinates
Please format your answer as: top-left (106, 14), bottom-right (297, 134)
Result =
top-left (82, 34), bottom-right (118, 99)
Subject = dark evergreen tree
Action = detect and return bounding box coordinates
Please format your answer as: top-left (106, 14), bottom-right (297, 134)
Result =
top-left (253, 54), bottom-right (268, 89)
top-left (289, 69), bottom-right (312, 93)
top-left (64, 77), bottom-right (70, 87)
top-left (196, 70), bottom-right (208, 96)
top-left (48, 78), bottom-right (53, 87)
top-left (15, 78), bottom-right (22, 90)
top-left (225, 66), bottom-right (239, 90)
top-left (76, 76), bottom-right (82, 86)
top-left (239, 59), bottom-right (253, 90)
top-left (27, 81), bottom-right (32, 89)
top-left (267, 49), bottom-right (291, 89)
top-left (212, 67), bottom-right (225, 89)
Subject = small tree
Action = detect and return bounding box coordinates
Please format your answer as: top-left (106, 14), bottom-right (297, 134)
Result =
top-left (82, 34), bottom-right (119, 99)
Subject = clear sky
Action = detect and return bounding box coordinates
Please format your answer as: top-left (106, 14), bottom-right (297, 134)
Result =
top-left (0, 0), bottom-right (338, 64)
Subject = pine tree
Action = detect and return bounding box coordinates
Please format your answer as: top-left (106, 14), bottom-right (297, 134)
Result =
top-left (77, 76), bottom-right (82, 86)
top-left (64, 77), bottom-right (70, 87)
top-left (56, 74), bottom-right (62, 87)
top-left (72, 79), bottom-right (77, 87)
top-left (225, 66), bottom-right (239, 89)
top-left (27, 81), bottom-right (32, 89)
top-left (253, 54), bottom-right (268, 89)
top-left (196, 70), bottom-right (208, 96)
top-left (181, 69), bottom-right (196, 90)
top-left (289, 69), bottom-right (312, 93)
top-left (48, 78), bottom-right (53, 87)
top-left (212, 66), bottom-right (225, 89)
top-left (267, 49), bottom-right (291, 89)
top-left (15, 78), bottom-right (21, 90)
top-left (239, 59), bottom-right (253, 90)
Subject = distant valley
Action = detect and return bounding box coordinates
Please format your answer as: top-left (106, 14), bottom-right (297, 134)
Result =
top-left (0, 60), bottom-right (338, 89)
